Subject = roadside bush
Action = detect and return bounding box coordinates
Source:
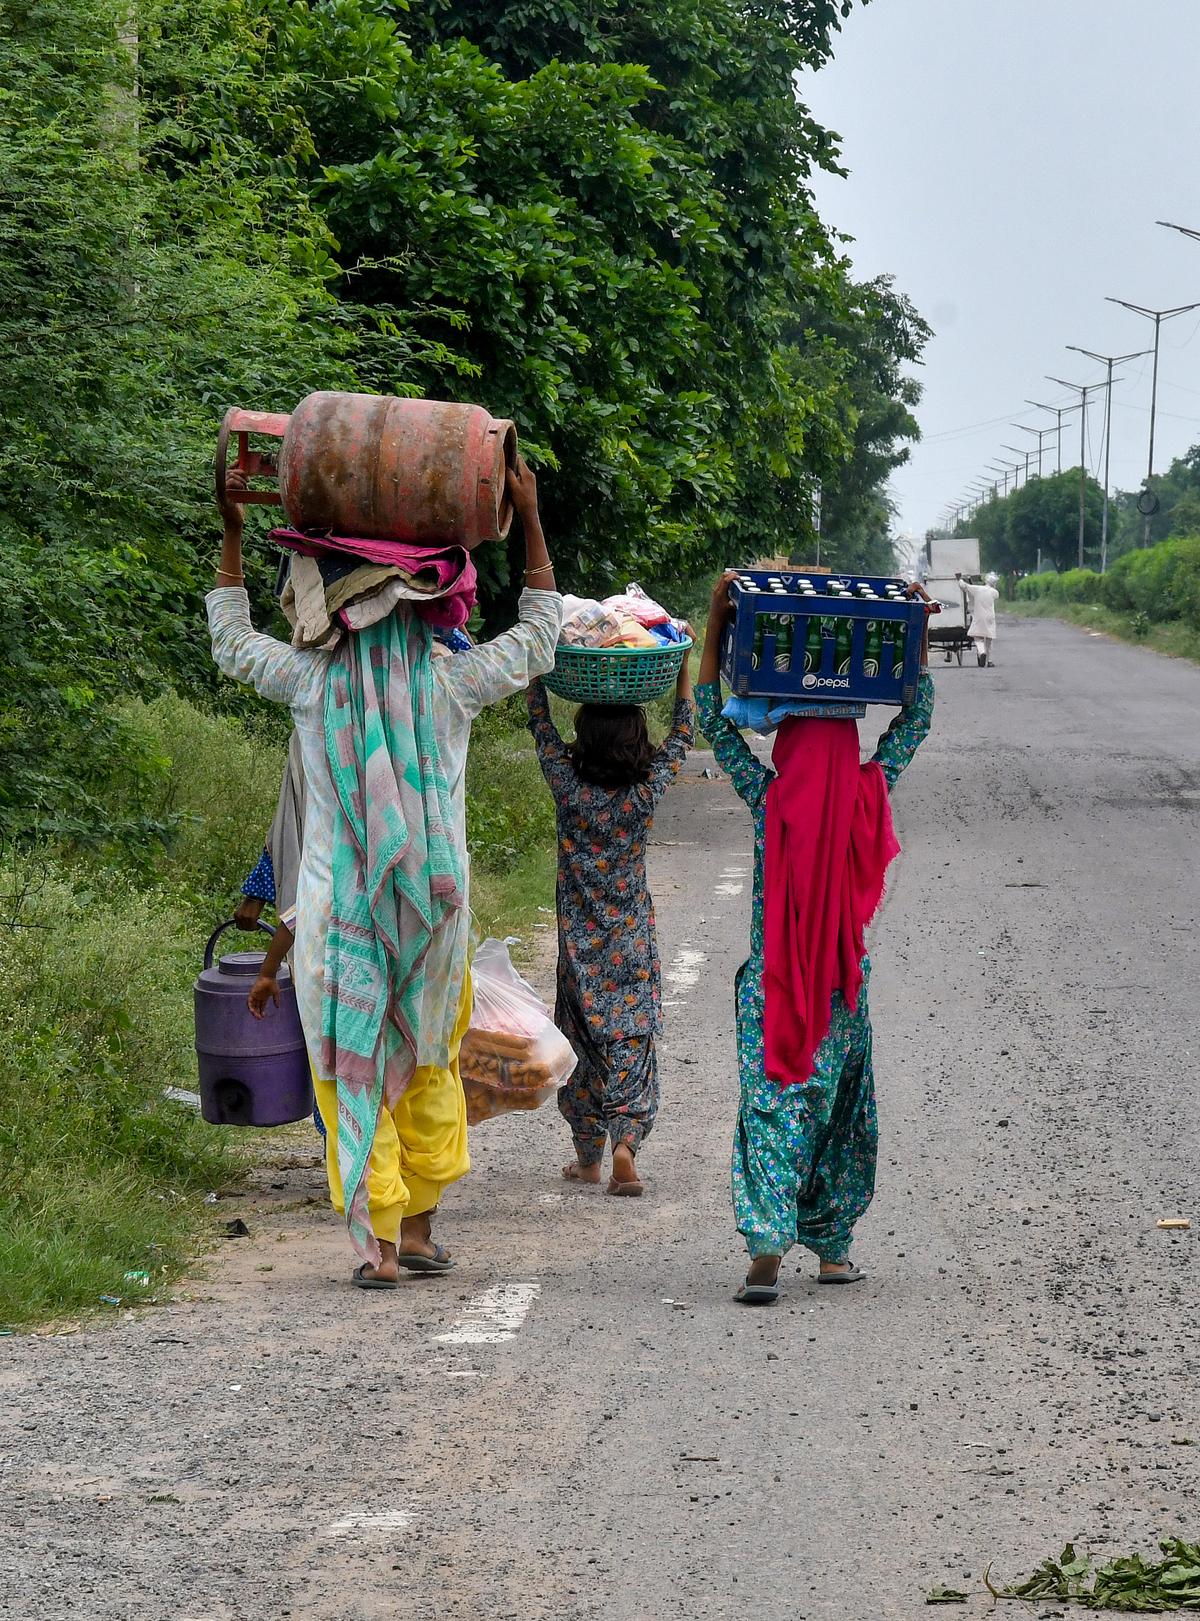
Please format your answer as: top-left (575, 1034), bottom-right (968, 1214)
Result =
top-left (1103, 536), bottom-right (1200, 623)
top-left (1019, 541), bottom-right (1200, 631)
top-left (1051, 568), bottom-right (1103, 603)
top-left (123, 694), bottom-right (288, 907)
top-left (1014, 573), bottom-right (1059, 601)
top-left (466, 695), bottom-right (557, 875)
top-left (1101, 553), bottom-right (1137, 612)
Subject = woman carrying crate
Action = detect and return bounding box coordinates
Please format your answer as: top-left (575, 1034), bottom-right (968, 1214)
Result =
top-left (526, 649), bottom-right (694, 1196)
top-left (695, 572), bottom-right (934, 1304)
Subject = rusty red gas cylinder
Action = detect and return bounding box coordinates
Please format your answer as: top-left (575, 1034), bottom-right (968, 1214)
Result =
top-left (217, 393), bottom-right (518, 549)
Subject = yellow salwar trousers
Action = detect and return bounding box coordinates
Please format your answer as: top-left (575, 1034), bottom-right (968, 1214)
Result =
top-left (313, 972), bottom-right (472, 1245)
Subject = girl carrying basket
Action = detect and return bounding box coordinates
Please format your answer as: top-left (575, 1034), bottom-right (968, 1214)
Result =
top-left (527, 646), bottom-right (693, 1196)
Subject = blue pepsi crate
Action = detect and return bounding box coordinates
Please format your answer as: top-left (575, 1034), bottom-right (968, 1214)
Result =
top-left (721, 568), bottom-right (925, 708)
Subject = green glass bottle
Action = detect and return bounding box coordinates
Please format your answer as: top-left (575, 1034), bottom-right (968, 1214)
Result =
top-left (890, 620), bottom-right (906, 680)
top-left (774, 614), bottom-right (793, 673)
top-left (834, 616), bottom-right (853, 676)
top-left (804, 616), bottom-right (823, 675)
top-left (863, 619), bottom-right (883, 678)
top-left (751, 612), bottom-right (767, 671)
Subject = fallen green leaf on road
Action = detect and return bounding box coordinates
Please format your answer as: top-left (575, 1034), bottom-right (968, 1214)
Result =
top-left (925, 1588), bottom-right (968, 1605)
top-left (1001, 1539), bottom-right (1200, 1610)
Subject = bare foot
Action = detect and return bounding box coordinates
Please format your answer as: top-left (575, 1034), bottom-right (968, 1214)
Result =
top-left (398, 1213), bottom-right (449, 1264)
top-left (357, 1238), bottom-right (400, 1284)
top-left (747, 1254), bottom-right (781, 1288)
top-left (563, 1160), bottom-right (602, 1185)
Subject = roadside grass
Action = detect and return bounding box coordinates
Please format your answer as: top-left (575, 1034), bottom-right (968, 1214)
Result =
top-left (0, 850), bottom-right (237, 1327)
top-left (466, 693), bottom-right (558, 957)
top-left (1000, 598), bottom-right (1200, 663)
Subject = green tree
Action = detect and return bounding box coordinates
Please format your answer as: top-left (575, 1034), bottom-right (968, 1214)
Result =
top-left (270, 0), bottom-right (881, 616)
top-left (1109, 444), bottom-right (1200, 556)
top-left (786, 274), bottom-right (929, 573)
top-left (958, 491), bottom-right (1010, 572)
top-left (960, 472), bottom-right (1103, 575)
top-left (0, 0), bottom-right (376, 842)
top-left (1006, 471), bottom-right (1104, 573)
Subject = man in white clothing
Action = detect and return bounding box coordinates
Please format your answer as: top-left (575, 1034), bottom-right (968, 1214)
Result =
top-left (957, 571), bottom-right (999, 667)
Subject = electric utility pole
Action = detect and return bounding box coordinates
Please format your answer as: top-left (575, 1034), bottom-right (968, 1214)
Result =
top-left (1002, 444), bottom-right (1035, 487)
top-left (1066, 345), bottom-right (1150, 571)
top-left (1025, 398), bottom-right (1081, 475)
top-left (1013, 422), bottom-right (1057, 478)
top-left (1047, 374), bottom-right (1117, 570)
top-left (1105, 295), bottom-right (1200, 545)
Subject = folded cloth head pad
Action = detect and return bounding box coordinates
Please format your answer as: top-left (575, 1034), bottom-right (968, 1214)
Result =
top-left (273, 531), bottom-right (477, 648)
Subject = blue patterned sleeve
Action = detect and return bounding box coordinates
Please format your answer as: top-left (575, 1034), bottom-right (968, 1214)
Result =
top-left (646, 698), bottom-right (695, 805)
top-left (871, 671), bottom-right (935, 792)
top-left (526, 677), bottom-right (575, 801)
top-left (695, 682), bottom-right (771, 810)
top-left (241, 848), bottom-right (276, 903)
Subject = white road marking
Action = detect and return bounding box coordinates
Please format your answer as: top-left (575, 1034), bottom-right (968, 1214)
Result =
top-left (720, 866), bottom-right (747, 878)
top-left (329, 1509), bottom-right (415, 1536)
top-left (666, 946), bottom-right (707, 990)
top-left (436, 1281), bottom-right (541, 1345)
top-left (714, 881), bottom-right (744, 896)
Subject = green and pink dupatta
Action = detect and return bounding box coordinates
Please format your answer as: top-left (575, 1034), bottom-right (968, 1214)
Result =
top-left (320, 612), bottom-right (463, 1263)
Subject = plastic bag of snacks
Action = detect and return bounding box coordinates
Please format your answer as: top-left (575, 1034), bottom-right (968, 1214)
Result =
top-left (560, 598), bottom-right (659, 650)
top-left (460, 939), bottom-right (577, 1126)
top-left (559, 596), bottom-right (627, 648)
top-left (603, 582), bottom-right (671, 628)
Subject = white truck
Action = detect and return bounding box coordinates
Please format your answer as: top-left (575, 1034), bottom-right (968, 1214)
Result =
top-left (923, 536), bottom-right (981, 580)
top-left (922, 537), bottom-right (981, 664)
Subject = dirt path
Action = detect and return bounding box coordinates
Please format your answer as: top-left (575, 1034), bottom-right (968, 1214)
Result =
top-left (3, 615), bottom-right (1199, 1620)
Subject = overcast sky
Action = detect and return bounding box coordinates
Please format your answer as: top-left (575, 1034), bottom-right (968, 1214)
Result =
top-left (801, 0), bottom-right (1200, 542)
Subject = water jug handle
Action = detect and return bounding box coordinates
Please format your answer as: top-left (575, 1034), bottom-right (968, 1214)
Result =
top-left (203, 917), bottom-right (275, 972)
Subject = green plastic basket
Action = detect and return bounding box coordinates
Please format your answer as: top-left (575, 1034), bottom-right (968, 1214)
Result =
top-left (542, 638), bottom-right (693, 706)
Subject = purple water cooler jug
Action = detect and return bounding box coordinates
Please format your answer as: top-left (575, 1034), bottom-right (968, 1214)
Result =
top-left (194, 919), bottom-right (314, 1127)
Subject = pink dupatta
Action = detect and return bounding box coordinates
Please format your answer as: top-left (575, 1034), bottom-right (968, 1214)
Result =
top-left (762, 719), bottom-right (900, 1088)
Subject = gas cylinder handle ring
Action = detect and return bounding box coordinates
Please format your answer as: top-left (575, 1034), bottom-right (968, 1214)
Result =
top-left (203, 916), bottom-right (275, 972)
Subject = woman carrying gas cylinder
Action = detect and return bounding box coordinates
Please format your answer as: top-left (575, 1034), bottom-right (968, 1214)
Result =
top-left (208, 459), bottom-right (561, 1288)
top-left (694, 572), bottom-right (934, 1304)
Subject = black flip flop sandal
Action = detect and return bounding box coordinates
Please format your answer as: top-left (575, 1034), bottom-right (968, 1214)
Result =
top-left (352, 1263), bottom-right (399, 1291)
top-left (817, 1264), bottom-right (865, 1285)
top-left (396, 1244), bottom-right (455, 1274)
top-left (734, 1282), bottom-right (780, 1306)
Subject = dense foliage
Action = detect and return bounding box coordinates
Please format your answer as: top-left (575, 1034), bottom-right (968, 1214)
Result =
top-left (786, 274), bottom-right (930, 574)
top-left (1, 0), bottom-right (925, 847)
top-left (1, 0), bottom-right (344, 844)
top-left (277, 0), bottom-right (919, 610)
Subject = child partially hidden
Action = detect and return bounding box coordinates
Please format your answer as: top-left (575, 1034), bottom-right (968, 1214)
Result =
top-left (527, 647), bottom-right (694, 1196)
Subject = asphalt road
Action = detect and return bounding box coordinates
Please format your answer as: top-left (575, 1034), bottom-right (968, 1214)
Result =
top-left (3, 614), bottom-right (1199, 1621)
